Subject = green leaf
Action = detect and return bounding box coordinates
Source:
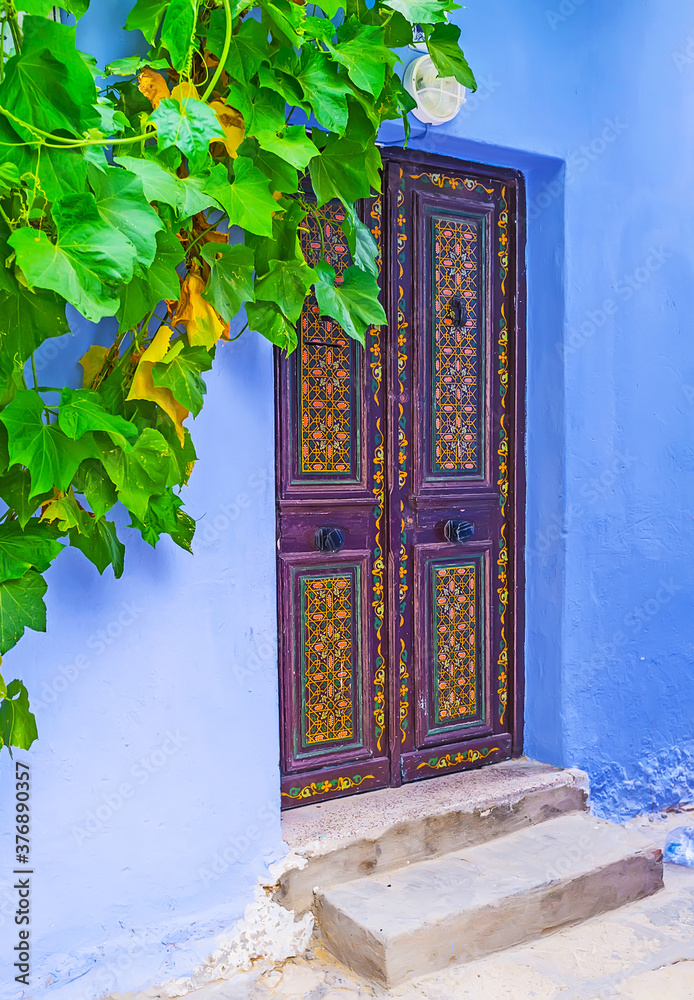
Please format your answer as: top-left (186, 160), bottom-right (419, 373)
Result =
top-left (124, 0), bottom-right (169, 43)
top-left (0, 163), bottom-right (21, 197)
top-left (383, 8), bottom-right (414, 46)
top-left (129, 488), bottom-right (195, 552)
top-left (254, 258), bottom-right (314, 324)
top-left (89, 165), bottom-right (164, 269)
top-left (156, 416), bottom-right (197, 485)
top-left (259, 0), bottom-right (305, 46)
top-left (0, 390), bottom-right (95, 495)
top-left (0, 679), bottom-right (38, 753)
top-left (0, 265), bottom-right (69, 382)
top-left (114, 155), bottom-right (186, 210)
top-left (9, 193), bottom-right (137, 323)
top-left (303, 14), bottom-right (338, 43)
top-left (226, 82), bottom-right (285, 135)
top-left (246, 300), bottom-right (298, 352)
top-left (0, 571), bottom-right (47, 656)
top-left (151, 96), bottom-right (225, 169)
top-left (255, 126), bottom-right (318, 170)
top-left (313, 261), bottom-right (386, 345)
top-left (62, 0), bottom-right (91, 16)
top-left (0, 17), bottom-right (99, 139)
top-left (117, 229), bottom-right (184, 332)
top-left (15, 0), bottom-right (56, 14)
top-left (0, 521), bottom-right (64, 583)
top-left (106, 54), bottom-right (170, 75)
top-left (257, 64), bottom-right (304, 108)
top-left (201, 243), bottom-right (255, 323)
top-left (382, 0), bottom-right (450, 23)
top-left (98, 427), bottom-right (176, 519)
top-left (161, 0), bottom-right (196, 71)
top-left (151, 344), bottom-right (213, 416)
top-left (327, 19), bottom-right (397, 98)
top-left (309, 133), bottom-right (379, 205)
top-left (208, 13), bottom-right (269, 86)
top-left (297, 50), bottom-right (352, 134)
top-left (341, 207), bottom-right (379, 277)
top-left (426, 21), bottom-right (477, 90)
top-left (69, 516), bottom-right (125, 577)
top-left (0, 467), bottom-right (53, 529)
top-left (40, 490), bottom-right (91, 533)
top-left (59, 388), bottom-right (139, 449)
top-left (253, 145), bottom-right (300, 194)
top-left (73, 458), bottom-right (117, 518)
top-left (216, 156), bottom-right (278, 238)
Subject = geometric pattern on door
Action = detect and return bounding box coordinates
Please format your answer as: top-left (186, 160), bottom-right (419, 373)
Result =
top-left (299, 204), bottom-right (355, 478)
top-left (302, 572), bottom-right (357, 746)
top-left (432, 216), bottom-right (482, 477)
top-left (433, 562), bottom-right (478, 725)
top-left (276, 151), bottom-right (525, 807)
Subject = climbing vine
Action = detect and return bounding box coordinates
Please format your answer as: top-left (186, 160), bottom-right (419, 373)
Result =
top-left (0, 0), bottom-right (475, 752)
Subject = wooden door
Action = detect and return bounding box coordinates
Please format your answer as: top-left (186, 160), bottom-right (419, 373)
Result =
top-left (276, 152), bottom-right (525, 808)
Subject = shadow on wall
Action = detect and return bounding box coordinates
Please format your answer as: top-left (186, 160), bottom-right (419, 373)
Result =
top-left (378, 125), bottom-right (568, 770)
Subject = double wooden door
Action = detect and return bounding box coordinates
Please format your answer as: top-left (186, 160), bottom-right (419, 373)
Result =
top-left (276, 150), bottom-right (525, 808)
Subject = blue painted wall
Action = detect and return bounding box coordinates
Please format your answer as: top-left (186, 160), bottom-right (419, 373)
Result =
top-left (2, 0), bottom-right (694, 997)
top-left (393, 0), bottom-right (694, 819)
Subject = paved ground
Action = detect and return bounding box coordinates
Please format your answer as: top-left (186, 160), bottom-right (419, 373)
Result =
top-left (141, 809), bottom-right (694, 1000)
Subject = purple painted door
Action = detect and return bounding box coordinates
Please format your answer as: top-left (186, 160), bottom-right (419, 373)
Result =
top-left (276, 151), bottom-right (525, 808)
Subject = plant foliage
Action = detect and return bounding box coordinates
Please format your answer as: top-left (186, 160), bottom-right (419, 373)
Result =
top-left (0, 0), bottom-right (475, 753)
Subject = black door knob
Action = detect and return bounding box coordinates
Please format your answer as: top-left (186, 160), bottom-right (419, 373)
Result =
top-left (448, 295), bottom-right (467, 326)
top-left (315, 527), bottom-right (346, 552)
top-left (444, 519), bottom-right (475, 543)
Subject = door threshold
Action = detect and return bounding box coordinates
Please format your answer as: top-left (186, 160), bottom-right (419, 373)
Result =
top-left (277, 757), bottom-right (589, 913)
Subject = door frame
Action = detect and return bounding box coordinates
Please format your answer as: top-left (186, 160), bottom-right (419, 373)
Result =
top-left (274, 147), bottom-right (527, 806)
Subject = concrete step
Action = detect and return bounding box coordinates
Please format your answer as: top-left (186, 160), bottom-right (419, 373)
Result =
top-left (278, 759), bottom-right (588, 913)
top-left (314, 811), bottom-right (663, 987)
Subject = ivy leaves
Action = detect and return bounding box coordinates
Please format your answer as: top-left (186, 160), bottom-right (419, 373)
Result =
top-left (10, 194), bottom-right (137, 322)
top-left (0, 0), bottom-right (475, 752)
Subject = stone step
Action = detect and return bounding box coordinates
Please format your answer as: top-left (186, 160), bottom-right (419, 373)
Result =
top-left (314, 812), bottom-right (663, 987)
top-left (278, 759), bottom-right (588, 913)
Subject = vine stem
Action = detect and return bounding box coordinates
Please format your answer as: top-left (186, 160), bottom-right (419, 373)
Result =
top-left (0, 103), bottom-right (156, 149)
top-left (200, 0), bottom-right (232, 103)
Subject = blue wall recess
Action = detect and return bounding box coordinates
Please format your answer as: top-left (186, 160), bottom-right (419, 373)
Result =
top-left (2, 0), bottom-right (694, 996)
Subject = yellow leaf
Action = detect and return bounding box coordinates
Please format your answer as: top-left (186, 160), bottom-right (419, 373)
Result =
top-left (79, 345), bottom-right (109, 389)
top-left (208, 100), bottom-right (245, 158)
top-left (127, 328), bottom-right (189, 445)
top-left (138, 68), bottom-right (170, 109)
top-left (174, 272), bottom-right (227, 349)
top-left (171, 81), bottom-right (200, 102)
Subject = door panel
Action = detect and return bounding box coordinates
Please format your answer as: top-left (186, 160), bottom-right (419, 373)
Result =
top-left (386, 155), bottom-right (523, 783)
top-left (276, 194), bottom-right (390, 807)
top-left (276, 153), bottom-right (524, 807)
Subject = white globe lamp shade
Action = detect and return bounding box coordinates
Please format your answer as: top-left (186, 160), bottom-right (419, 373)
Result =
top-left (403, 54), bottom-right (466, 126)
